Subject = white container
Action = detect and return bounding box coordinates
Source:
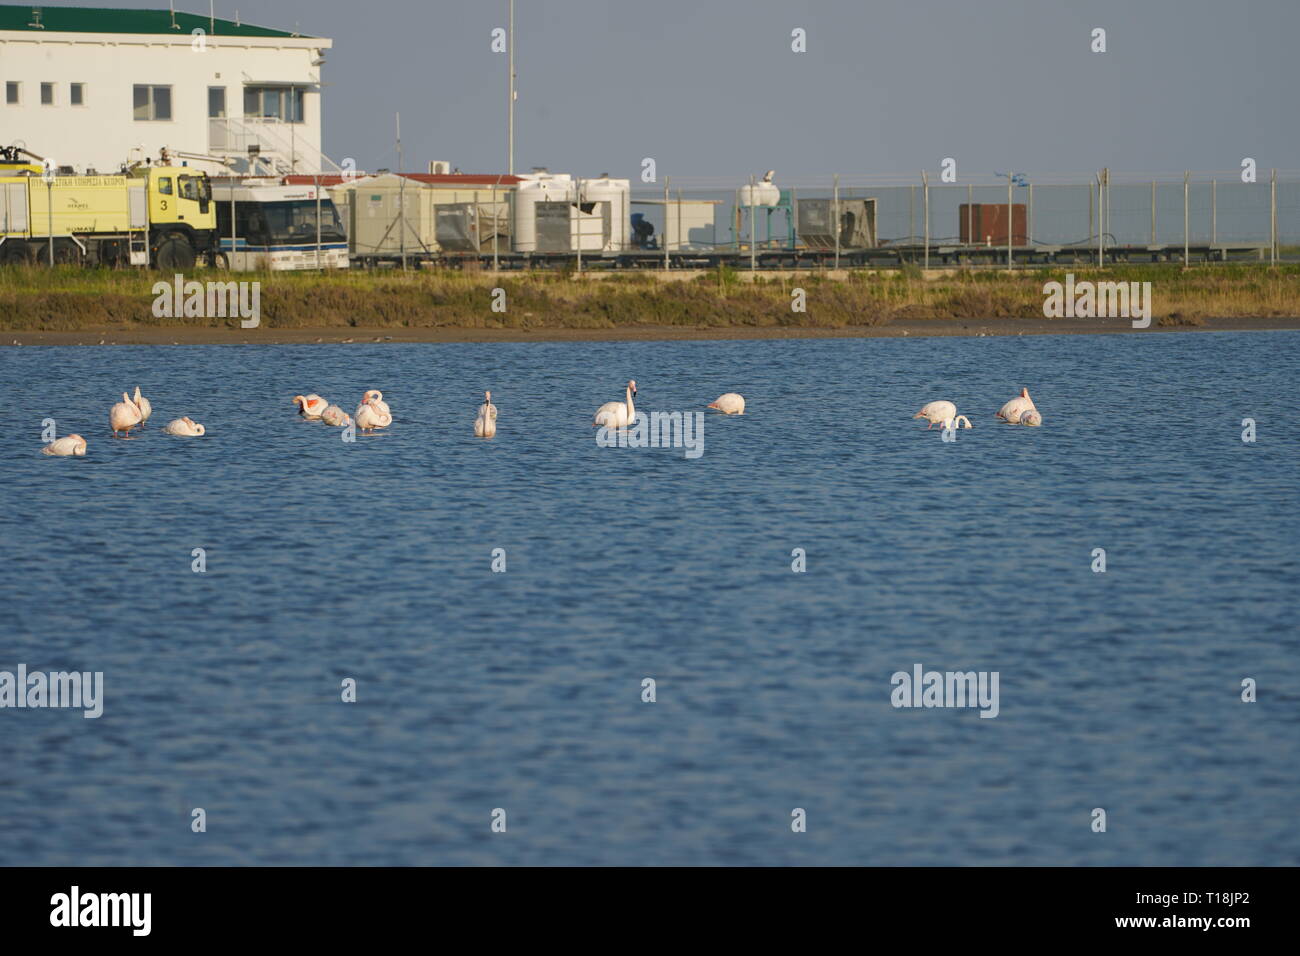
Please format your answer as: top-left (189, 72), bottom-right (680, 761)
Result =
top-left (513, 172), bottom-right (575, 252)
top-left (579, 176), bottom-right (630, 252)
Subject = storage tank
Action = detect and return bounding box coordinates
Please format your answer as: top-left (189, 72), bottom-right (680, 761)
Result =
top-left (513, 171), bottom-right (575, 252)
top-left (737, 177), bottom-right (781, 207)
top-left (579, 176), bottom-right (631, 252)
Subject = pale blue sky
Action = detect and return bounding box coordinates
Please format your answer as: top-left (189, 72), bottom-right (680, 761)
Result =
top-left (34, 1), bottom-right (1300, 179)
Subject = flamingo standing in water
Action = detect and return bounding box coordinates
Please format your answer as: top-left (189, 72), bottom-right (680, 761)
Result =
top-left (292, 394), bottom-right (328, 420)
top-left (110, 392), bottom-right (143, 438)
top-left (708, 393), bottom-right (746, 415)
top-left (914, 401), bottom-right (971, 430)
top-left (362, 390), bottom-right (391, 418)
top-left (474, 391), bottom-right (497, 438)
top-left (996, 388), bottom-right (1036, 424)
top-left (594, 380), bottom-right (637, 428)
top-left (355, 394), bottom-right (393, 434)
top-left (132, 386), bottom-right (152, 426)
top-left (42, 434), bottom-right (87, 456)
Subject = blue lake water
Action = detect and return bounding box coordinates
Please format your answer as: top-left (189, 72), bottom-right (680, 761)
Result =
top-left (1, 330), bottom-right (1298, 866)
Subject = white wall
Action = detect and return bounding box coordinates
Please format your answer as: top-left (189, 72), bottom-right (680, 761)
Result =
top-left (0, 31), bottom-right (331, 174)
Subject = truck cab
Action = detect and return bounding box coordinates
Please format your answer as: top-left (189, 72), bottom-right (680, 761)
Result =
top-left (133, 165), bottom-right (218, 269)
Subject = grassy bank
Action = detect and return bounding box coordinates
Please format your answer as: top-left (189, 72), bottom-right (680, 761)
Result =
top-left (2, 263), bottom-right (1298, 332)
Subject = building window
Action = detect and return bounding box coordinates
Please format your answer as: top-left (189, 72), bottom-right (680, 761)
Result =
top-left (208, 87), bottom-right (226, 118)
top-left (40, 82), bottom-right (54, 105)
top-left (70, 83), bottom-right (85, 106)
top-left (133, 84), bottom-right (172, 121)
top-left (243, 85), bottom-right (305, 123)
top-left (4, 82), bottom-right (18, 105)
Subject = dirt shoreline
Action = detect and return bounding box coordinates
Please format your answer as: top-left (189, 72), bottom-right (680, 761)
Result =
top-left (3, 315), bottom-right (1298, 345)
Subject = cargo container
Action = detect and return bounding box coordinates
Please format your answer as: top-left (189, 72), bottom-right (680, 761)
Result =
top-left (959, 203), bottom-right (1027, 245)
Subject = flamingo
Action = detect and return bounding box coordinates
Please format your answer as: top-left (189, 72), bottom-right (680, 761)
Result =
top-left (474, 391), bottom-right (497, 438)
top-left (292, 394), bottom-right (328, 419)
top-left (132, 386), bottom-right (152, 426)
top-left (707, 393), bottom-right (746, 415)
top-left (355, 396), bottom-right (392, 434)
top-left (163, 417), bottom-right (206, 436)
top-left (110, 392), bottom-right (143, 438)
top-left (594, 380), bottom-right (637, 428)
top-left (42, 434), bottom-right (87, 456)
top-left (362, 390), bottom-right (391, 417)
top-left (914, 401), bottom-right (971, 430)
top-left (1018, 410), bottom-right (1043, 427)
top-left (321, 405), bottom-right (351, 427)
top-left (996, 388), bottom-right (1036, 424)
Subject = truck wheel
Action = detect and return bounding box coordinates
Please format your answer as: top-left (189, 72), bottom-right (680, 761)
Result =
top-left (0, 242), bottom-right (32, 266)
top-left (208, 251), bottom-right (230, 270)
top-left (54, 240), bottom-right (83, 265)
top-left (155, 236), bottom-right (196, 271)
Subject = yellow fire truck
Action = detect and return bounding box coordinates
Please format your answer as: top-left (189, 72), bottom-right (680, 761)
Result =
top-left (0, 147), bottom-right (218, 268)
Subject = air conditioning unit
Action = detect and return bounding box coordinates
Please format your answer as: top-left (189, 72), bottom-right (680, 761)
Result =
top-left (428, 161), bottom-right (451, 175)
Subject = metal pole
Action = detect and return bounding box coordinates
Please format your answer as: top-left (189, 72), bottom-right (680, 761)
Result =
top-left (909, 184), bottom-right (914, 244)
top-left (575, 175), bottom-right (582, 274)
top-left (664, 175), bottom-right (670, 271)
top-left (833, 174), bottom-right (840, 270)
top-left (508, 0), bottom-right (514, 177)
top-left (1007, 171), bottom-right (1013, 269)
top-left (1183, 170), bottom-right (1189, 266)
top-left (1088, 180), bottom-right (1093, 251)
top-left (1268, 167), bottom-right (1279, 265)
top-left (922, 171), bottom-right (929, 269)
top-left (749, 174), bottom-right (756, 272)
top-left (492, 176), bottom-right (501, 271)
top-left (47, 179), bottom-right (53, 266)
top-left (315, 173), bottom-right (322, 269)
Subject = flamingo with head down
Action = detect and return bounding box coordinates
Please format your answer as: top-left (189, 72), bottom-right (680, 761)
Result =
top-left (43, 434), bottom-right (87, 456)
top-left (996, 387), bottom-right (1036, 424)
top-left (163, 417), bottom-right (206, 436)
top-left (292, 394), bottom-right (328, 420)
top-left (914, 401), bottom-right (971, 430)
top-left (708, 393), bottom-right (746, 415)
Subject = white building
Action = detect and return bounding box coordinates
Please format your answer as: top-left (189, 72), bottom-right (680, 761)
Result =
top-left (0, 4), bottom-right (334, 175)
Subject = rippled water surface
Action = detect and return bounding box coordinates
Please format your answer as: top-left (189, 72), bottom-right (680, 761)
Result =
top-left (1, 331), bottom-right (1297, 866)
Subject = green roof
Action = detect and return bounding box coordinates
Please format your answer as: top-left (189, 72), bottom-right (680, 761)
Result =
top-left (0, 4), bottom-right (314, 39)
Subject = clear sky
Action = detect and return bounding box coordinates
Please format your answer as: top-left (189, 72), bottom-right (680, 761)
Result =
top-left (33, 1), bottom-right (1300, 180)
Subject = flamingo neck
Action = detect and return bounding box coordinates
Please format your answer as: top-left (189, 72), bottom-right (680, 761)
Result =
top-left (626, 388), bottom-right (635, 419)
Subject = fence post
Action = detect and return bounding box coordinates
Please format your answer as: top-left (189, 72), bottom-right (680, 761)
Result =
top-left (575, 175), bottom-right (582, 274)
top-left (1151, 180), bottom-right (1157, 245)
top-left (1007, 171), bottom-right (1013, 269)
top-left (1211, 179), bottom-right (1216, 248)
top-left (832, 173), bottom-right (839, 270)
top-left (922, 170), bottom-right (929, 270)
top-left (749, 174), bottom-right (756, 272)
top-left (966, 182), bottom-right (972, 251)
top-left (1027, 181), bottom-right (1033, 251)
top-left (663, 175), bottom-right (670, 271)
top-left (1096, 173), bottom-right (1103, 266)
top-left (1271, 168), bottom-right (1278, 265)
top-left (1183, 170), bottom-right (1190, 266)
